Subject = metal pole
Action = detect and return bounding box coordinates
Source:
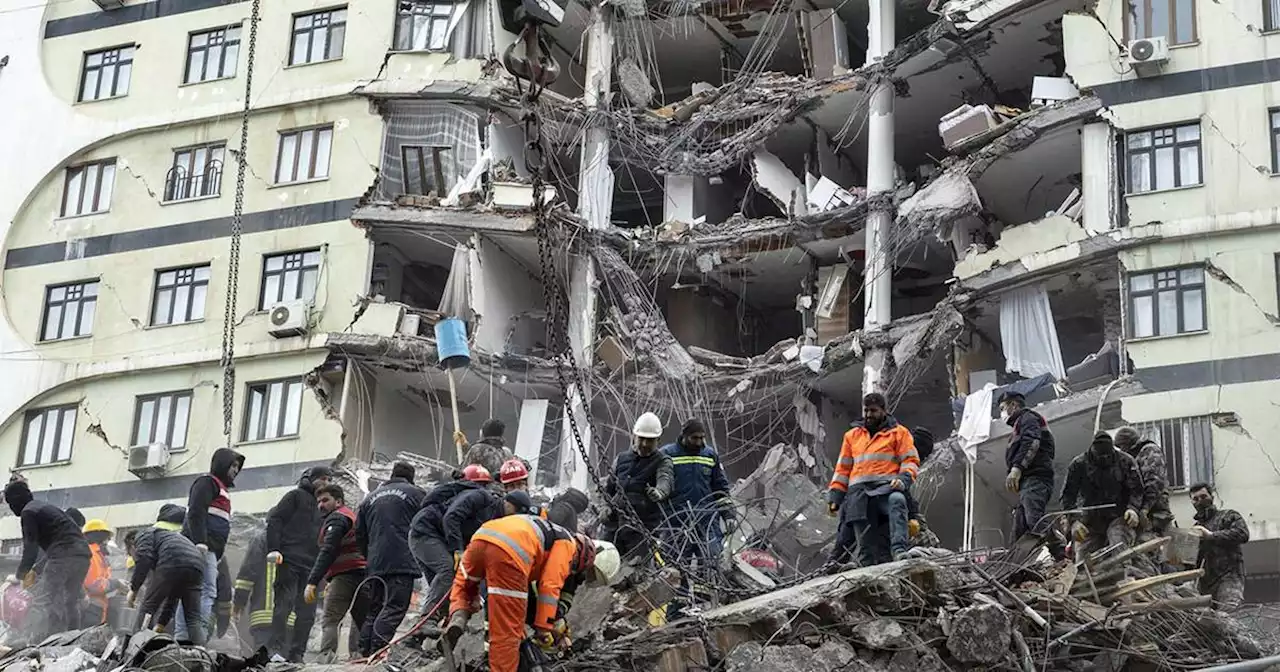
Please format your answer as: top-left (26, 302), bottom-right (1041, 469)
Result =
top-left (862, 0), bottom-right (895, 397)
top-left (1195, 655), bottom-right (1280, 672)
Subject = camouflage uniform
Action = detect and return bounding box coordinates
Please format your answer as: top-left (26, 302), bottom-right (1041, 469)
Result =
top-left (1194, 505), bottom-right (1249, 611)
top-left (464, 437), bottom-right (516, 476)
top-left (1123, 438), bottom-right (1173, 541)
top-left (1060, 438), bottom-right (1143, 559)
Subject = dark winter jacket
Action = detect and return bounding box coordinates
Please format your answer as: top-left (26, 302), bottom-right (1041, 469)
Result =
top-left (356, 477), bottom-right (426, 576)
top-left (410, 480), bottom-right (486, 540)
top-left (308, 506), bottom-right (366, 585)
top-left (605, 448), bottom-right (674, 528)
top-left (1060, 437), bottom-right (1143, 524)
top-left (234, 530), bottom-right (294, 630)
top-left (1005, 409), bottom-right (1056, 479)
top-left (15, 499), bottom-right (90, 576)
top-left (184, 447), bottom-right (245, 558)
top-left (1194, 506), bottom-right (1250, 586)
top-left (547, 488), bottom-right (590, 532)
top-left (443, 488), bottom-right (504, 552)
top-left (132, 504), bottom-right (188, 597)
top-left (266, 469), bottom-right (325, 568)
top-left (661, 440), bottom-right (731, 516)
top-left (217, 556), bottom-right (232, 637)
top-left (130, 526), bottom-right (206, 592)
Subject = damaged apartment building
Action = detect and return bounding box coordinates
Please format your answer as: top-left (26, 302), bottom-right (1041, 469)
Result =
top-left (2, 0), bottom-right (1280, 599)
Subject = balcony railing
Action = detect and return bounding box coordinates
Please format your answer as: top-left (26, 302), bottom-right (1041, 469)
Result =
top-left (164, 161), bottom-right (223, 202)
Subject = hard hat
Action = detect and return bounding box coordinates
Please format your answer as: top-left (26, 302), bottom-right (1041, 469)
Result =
top-left (499, 459), bottom-right (529, 484)
top-left (461, 465), bottom-right (492, 483)
top-left (572, 533), bottom-right (597, 575)
top-left (82, 519), bottom-right (110, 534)
top-left (592, 539), bottom-right (621, 584)
top-left (632, 412), bottom-right (663, 439)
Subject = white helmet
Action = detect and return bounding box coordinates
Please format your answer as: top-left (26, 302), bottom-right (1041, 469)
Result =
top-left (593, 540), bottom-right (621, 584)
top-left (632, 412), bottom-right (663, 439)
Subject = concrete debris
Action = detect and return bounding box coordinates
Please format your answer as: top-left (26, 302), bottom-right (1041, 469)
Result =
top-left (616, 58), bottom-right (655, 107)
top-left (946, 602), bottom-right (1012, 663)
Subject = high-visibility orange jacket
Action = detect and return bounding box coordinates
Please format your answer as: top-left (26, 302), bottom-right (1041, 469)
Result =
top-left (470, 514), bottom-right (577, 630)
top-left (84, 542), bottom-right (111, 623)
top-left (828, 416), bottom-right (919, 493)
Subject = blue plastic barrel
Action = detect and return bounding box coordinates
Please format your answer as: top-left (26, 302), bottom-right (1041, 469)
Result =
top-left (435, 317), bottom-right (471, 370)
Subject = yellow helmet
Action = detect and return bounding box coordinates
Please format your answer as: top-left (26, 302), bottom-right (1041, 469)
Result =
top-left (82, 519), bottom-right (110, 534)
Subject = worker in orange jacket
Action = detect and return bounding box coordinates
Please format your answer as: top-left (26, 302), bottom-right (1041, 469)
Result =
top-left (826, 392), bottom-right (919, 567)
top-left (82, 520), bottom-right (117, 626)
top-left (443, 515), bottom-right (619, 672)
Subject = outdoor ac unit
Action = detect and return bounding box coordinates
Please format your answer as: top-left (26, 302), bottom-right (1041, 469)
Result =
top-left (91, 0), bottom-right (126, 9)
top-left (128, 443), bottom-right (170, 479)
top-left (268, 300), bottom-right (309, 338)
top-left (1127, 37), bottom-right (1169, 75)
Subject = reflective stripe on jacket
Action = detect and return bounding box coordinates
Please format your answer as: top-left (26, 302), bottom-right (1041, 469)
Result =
top-left (319, 506), bottom-right (366, 580)
top-left (828, 416), bottom-right (919, 492)
top-left (661, 442), bottom-right (731, 514)
top-left (471, 514), bottom-right (577, 630)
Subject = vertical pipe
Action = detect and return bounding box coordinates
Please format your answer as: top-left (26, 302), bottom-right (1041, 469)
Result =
top-left (861, 0), bottom-right (895, 397)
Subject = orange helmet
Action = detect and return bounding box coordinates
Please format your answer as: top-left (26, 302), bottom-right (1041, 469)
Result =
top-left (461, 465), bottom-right (492, 483)
top-left (499, 459), bottom-right (529, 484)
top-left (572, 533), bottom-right (597, 573)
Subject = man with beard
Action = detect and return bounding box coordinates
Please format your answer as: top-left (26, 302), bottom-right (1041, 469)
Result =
top-left (1060, 431), bottom-right (1143, 557)
top-left (1188, 483), bottom-right (1249, 611)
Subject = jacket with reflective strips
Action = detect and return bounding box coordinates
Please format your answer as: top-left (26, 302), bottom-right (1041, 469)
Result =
top-left (828, 416), bottom-right (919, 493)
top-left (660, 442), bottom-right (731, 515)
top-left (470, 514), bottom-right (577, 631)
top-left (233, 531), bottom-right (296, 629)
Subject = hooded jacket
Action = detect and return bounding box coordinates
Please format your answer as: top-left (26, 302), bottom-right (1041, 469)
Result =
top-left (1005, 408), bottom-right (1056, 479)
top-left (547, 488), bottom-right (590, 532)
top-left (356, 476), bottom-right (426, 576)
top-left (130, 522), bottom-right (207, 591)
top-left (131, 505), bottom-right (186, 596)
top-left (443, 488), bottom-right (504, 552)
top-left (661, 439), bottom-right (732, 516)
top-left (411, 479), bottom-right (487, 540)
top-left (266, 468), bottom-right (326, 568)
top-left (308, 506), bottom-right (365, 585)
top-left (1061, 433), bottom-right (1143, 523)
top-left (5, 481), bottom-right (89, 576)
top-left (184, 447), bottom-right (245, 558)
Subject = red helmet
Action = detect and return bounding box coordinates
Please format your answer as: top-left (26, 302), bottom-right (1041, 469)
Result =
top-left (499, 459), bottom-right (529, 484)
top-left (461, 465), bottom-right (492, 483)
top-left (572, 533), bottom-right (597, 573)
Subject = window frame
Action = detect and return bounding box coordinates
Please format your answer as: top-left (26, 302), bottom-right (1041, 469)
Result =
top-left (274, 125), bottom-right (334, 184)
top-left (1266, 0), bottom-right (1280, 32)
top-left (1126, 265), bottom-right (1207, 339)
top-left (259, 249), bottom-right (322, 309)
top-left (151, 264), bottom-right (212, 326)
top-left (241, 377), bottom-right (306, 443)
top-left (1125, 0), bottom-right (1198, 45)
top-left (1131, 415), bottom-right (1214, 489)
top-left (40, 280), bottom-right (100, 342)
top-left (1124, 122), bottom-right (1203, 194)
top-left (401, 144), bottom-right (452, 196)
top-left (131, 390), bottom-right (194, 451)
top-left (60, 159), bottom-right (117, 217)
top-left (165, 143), bottom-right (225, 202)
top-left (184, 25), bottom-right (242, 84)
top-left (1271, 110), bottom-right (1280, 174)
top-left (78, 44), bottom-right (136, 102)
top-left (18, 404), bottom-right (78, 467)
top-left (289, 7), bottom-right (348, 66)
top-left (394, 1), bottom-right (462, 52)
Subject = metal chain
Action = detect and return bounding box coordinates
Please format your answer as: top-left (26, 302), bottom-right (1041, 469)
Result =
top-left (219, 0), bottom-right (261, 445)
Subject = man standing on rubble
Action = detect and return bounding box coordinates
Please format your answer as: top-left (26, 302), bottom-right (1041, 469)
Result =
top-left (662, 419), bottom-right (734, 616)
top-left (601, 412), bottom-right (674, 559)
top-left (1061, 431), bottom-right (1143, 557)
top-left (356, 462), bottom-right (425, 656)
top-left (3, 479), bottom-right (91, 642)
top-left (1188, 483), bottom-right (1249, 611)
top-left (183, 447), bottom-right (245, 640)
top-left (464, 418), bottom-right (518, 476)
top-left (1113, 426), bottom-right (1172, 542)
top-left (826, 393), bottom-right (920, 566)
top-left (306, 484), bottom-right (369, 662)
top-left (1001, 391), bottom-right (1057, 541)
top-left (264, 466), bottom-right (331, 662)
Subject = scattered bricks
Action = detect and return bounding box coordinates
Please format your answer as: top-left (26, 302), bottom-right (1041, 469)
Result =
top-left (946, 603), bottom-right (1013, 664)
top-left (853, 618), bottom-right (910, 650)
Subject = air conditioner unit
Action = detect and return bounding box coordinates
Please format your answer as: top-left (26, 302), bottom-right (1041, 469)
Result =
top-left (91, 0), bottom-right (126, 8)
top-left (268, 300), bottom-right (309, 338)
top-left (128, 443), bottom-right (170, 479)
top-left (1127, 37), bottom-right (1169, 75)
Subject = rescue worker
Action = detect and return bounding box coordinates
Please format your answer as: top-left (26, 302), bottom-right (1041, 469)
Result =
top-left (601, 412), bottom-right (674, 558)
top-left (410, 465), bottom-right (494, 621)
top-left (1188, 483), bottom-right (1249, 611)
top-left (355, 462), bottom-right (425, 656)
top-left (1060, 431), bottom-right (1143, 558)
top-left (499, 459), bottom-right (531, 493)
top-left (463, 418), bottom-right (517, 476)
top-left (826, 393), bottom-right (919, 566)
top-left (546, 489), bottom-right (590, 532)
top-left (3, 479), bottom-right (91, 642)
top-left (305, 484), bottom-right (369, 662)
top-left (81, 519), bottom-right (115, 626)
top-left (1001, 391), bottom-right (1057, 540)
top-left (183, 447), bottom-right (245, 640)
top-left (232, 530), bottom-right (290, 652)
top-left (1113, 426), bottom-right (1172, 541)
top-left (662, 418), bottom-right (733, 618)
top-left (443, 516), bottom-right (619, 672)
top-left (264, 466), bottom-right (331, 662)
top-left (127, 507), bottom-right (208, 645)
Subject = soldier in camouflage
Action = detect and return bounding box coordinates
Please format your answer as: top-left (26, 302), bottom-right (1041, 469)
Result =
top-left (1113, 426), bottom-right (1173, 542)
top-left (1189, 483), bottom-right (1249, 611)
top-left (1061, 431), bottom-right (1143, 558)
top-left (462, 419), bottom-right (517, 476)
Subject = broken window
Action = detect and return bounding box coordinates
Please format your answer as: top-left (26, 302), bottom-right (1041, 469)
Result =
top-left (1127, 266), bottom-right (1205, 338)
top-left (1132, 415), bottom-right (1213, 488)
top-left (79, 45), bottom-right (134, 102)
top-left (260, 250), bottom-right (322, 309)
top-left (290, 8), bottom-right (347, 65)
top-left (152, 264), bottom-right (211, 326)
top-left (395, 1), bottom-right (463, 51)
top-left (61, 159), bottom-right (116, 217)
top-left (1126, 0), bottom-right (1196, 45)
top-left (41, 280), bottom-right (99, 342)
top-left (379, 102), bottom-right (480, 199)
top-left (402, 145), bottom-right (453, 196)
top-left (19, 405), bottom-right (77, 467)
top-left (1125, 123), bottom-right (1201, 194)
top-left (185, 25), bottom-right (241, 84)
top-left (275, 126), bottom-right (334, 184)
top-left (243, 378), bottom-right (304, 442)
top-left (132, 390), bottom-right (193, 450)
top-left (166, 143), bottom-right (225, 202)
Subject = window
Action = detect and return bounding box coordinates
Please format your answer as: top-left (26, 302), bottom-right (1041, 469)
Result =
top-left (61, 159), bottom-right (116, 217)
top-left (152, 265), bottom-right (211, 326)
top-left (1127, 266), bottom-right (1206, 338)
top-left (19, 405), bottom-right (77, 467)
top-left (41, 280), bottom-right (99, 342)
top-left (79, 45), bottom-right (135, 102)
top-left (0, 540), bottom-right (21, 555)
top-left (402, 145), bottom-right (452, 196)
top-left (275, 126), bottom-right (334, 184)
top-left (290, 8), bottom-right (347, 65)
top-left (1271, 111), bottom-right (1280, 173)
top-left (165, 143), bottom-right (225, 202)
top-left (1125, 123), bottom-right (1202, 194)
top-left (185, 25), bottom-right (241, 84)
top-left (132, 391), bottom-right (193, 450)
top-left (243, 378), bottom-right (304, 442)
top-left (260, 250), bottom-right (321, 308)
top-left (1131, 415), bottom-right (1213, 488)
top-left (1126, 0), bottom-right (1196, 44)
top-left (395, 1), bottom-right (463, 51)
top-left (1266, 0), bottom-right (1280, 31)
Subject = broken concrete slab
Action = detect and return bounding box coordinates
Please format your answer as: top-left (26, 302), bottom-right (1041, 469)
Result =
top-left (853, 618), bottom-right (910, 650)
top-left (946, 602), bottom-right (1013, 664)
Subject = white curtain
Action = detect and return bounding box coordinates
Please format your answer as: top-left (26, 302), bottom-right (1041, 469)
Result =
top-left (999, 282), bottom-right (1066, 380)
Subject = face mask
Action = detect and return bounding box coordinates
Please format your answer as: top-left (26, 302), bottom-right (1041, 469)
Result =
top-left (1193, 499), bottom-right (1213, 512)
top-left (999, 410), bottom-right (1010, 421)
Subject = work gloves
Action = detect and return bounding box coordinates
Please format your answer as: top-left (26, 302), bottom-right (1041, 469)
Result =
top-left (21, 571), bottom-right (34, 590)
top-left (453, 551), bottom-right (463, 570)
top-left (534, 630), bottom-right (557, 653)
top-left (907, 519), bottom-right (921, 539)
top-left (1070, 521), bottom-right (1089, 543)
top-left (720, 511), bottom-right (738, 535)
top-left (196, 543), bottom-right (209, 554)
top-left (304, 584), bottom-right (319, 605)
top-left (645, 486), bottom-right (664, 503)
top-left (1005, 467), bottom-right (1022, 493)
top-left (1123, 509), bottom-right (1140, 528)
top-left (453, 430), bottom-right (469, 447)
top-left (826, 489), bottom-right (845, 517)
top-left (266, 551), bottom-right (283, 565)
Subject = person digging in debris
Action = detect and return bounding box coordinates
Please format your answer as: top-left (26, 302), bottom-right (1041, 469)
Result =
top-left (827, 393), bottom-right (919, 567)
top-left (662, 418), bottom-right (734, 618)
top-left (1113, 426), bottom-right (1173, 543)
top-left (127, 505), bottom-right (197, 636)
top-left (81, 519), bottom-right (122, 627)
top-left (264, 465), bottom-right (331, 662)
top-left (1061, 431), bottom-right (1143, 558)
top-left (3, 479), bottom-right (91, 643)
top-left (128, 504), bottom-right (209, 646)
top-left (183, 447), bottom-right (245, 641)
top-left (410, 464), bottom-right (495, 623)
top-left (356, 461), bottom-right (426, 656)
top-left (546, 488), bottom-right (590, 532)
top-left (305, 484), bottom-right (369, 662)
top-left (601, 412), bottom-right (674, 560)
top-left (443, 516), bottom-right (620, 672)
top-left (1189, 482), bottom-right (1249, 611)
top-left (463, 418), bottom-right (518, 476)
top-left (1001, 391), bottom-right (1058, 543)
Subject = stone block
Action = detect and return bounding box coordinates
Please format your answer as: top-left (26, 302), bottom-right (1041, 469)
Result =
top-left (945, 603), bottom-right (1012, 664)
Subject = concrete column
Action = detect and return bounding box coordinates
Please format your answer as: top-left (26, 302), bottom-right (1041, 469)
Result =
top-left (1080, 122), bottom-right (1115, 235)
top-left (861, 0), bottom-right (895, 398)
